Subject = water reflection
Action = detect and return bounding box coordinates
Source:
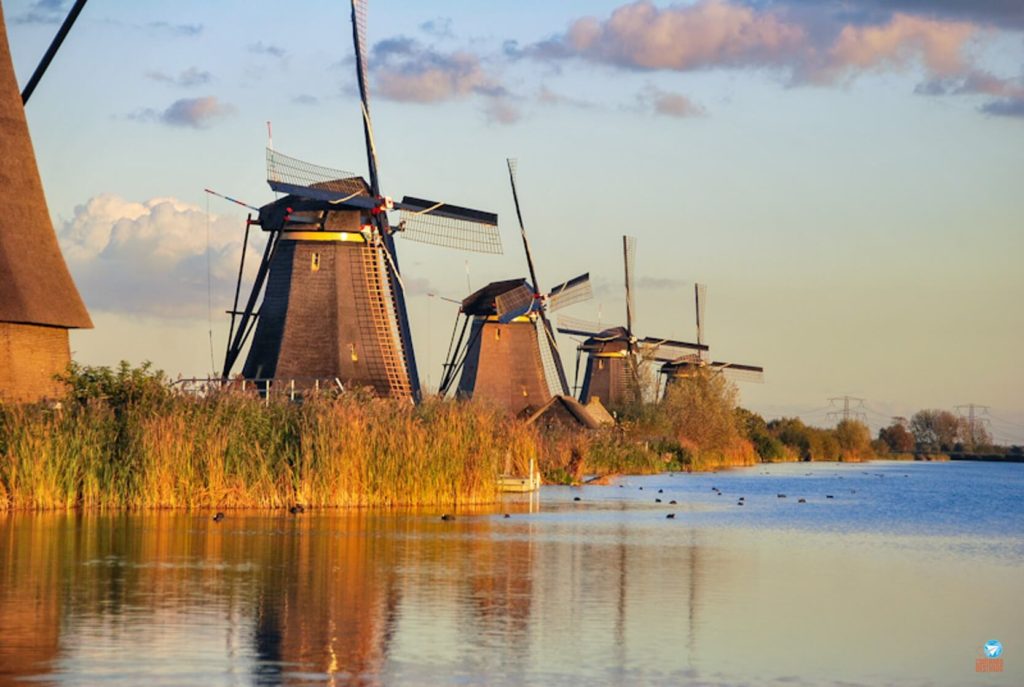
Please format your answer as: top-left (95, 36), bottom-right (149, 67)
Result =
top-left (1, 462), bottom-right (1022, 686)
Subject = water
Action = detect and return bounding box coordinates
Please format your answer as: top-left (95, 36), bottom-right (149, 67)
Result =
top-left (1, 460), bottom-right (1021, 686)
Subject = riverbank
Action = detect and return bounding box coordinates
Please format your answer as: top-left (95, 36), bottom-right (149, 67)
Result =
top-left (0, 393), bottom-right (536, 511)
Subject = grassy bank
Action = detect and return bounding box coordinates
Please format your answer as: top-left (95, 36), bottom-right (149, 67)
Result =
top-left (0, 388), bottom-right (536, 511)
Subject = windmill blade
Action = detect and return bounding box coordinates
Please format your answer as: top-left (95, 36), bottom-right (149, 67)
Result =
top-left (266, 149), bottom-right (371, 206)
top-left (641, 336), bottom-right (709, 362)
top-left (507, 158), bottom-right (542, 293)
top-left (556, 314), bottom-right (608, 338)
top-left (623, 235), bottom-right (637, 334)
top-left (350, 0), bottom-right (382, 195)
top-left (495, 284), bottom-right (535, 323)
top-left (695, 283), bottom-right (707, 349)
top-left (396, 197), bottom-right (502, 254)
top-left (712, 361), bottom-right (765, 383)
top-left (535, 314), bottom-right (569, 396)
top-left (546, 273), bottom-right (592, 313)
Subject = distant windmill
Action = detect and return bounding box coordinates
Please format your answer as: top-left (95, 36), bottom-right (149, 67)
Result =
top-left (221, 0), bottom-right (501, 402)
top-left (659, 284), bottom-right (764, 393)
top-left (439, 159), bottom-right (591, 415)
top-left (0, 5), bottom-right (92, 403)
top-left (557, 236), bottom-right (707, 407)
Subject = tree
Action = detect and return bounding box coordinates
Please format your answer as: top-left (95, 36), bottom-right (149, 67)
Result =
top-left (768, 417), bottom-right (813, 460)
top-left (835, 419), bottom-right (873, 460)
top-left (661, 369), bottom-right (741, 454)
top-left (736, 407), bottom-right (785, 461)
top-left (957, 417), bottom-right (992, 452)
top-left (879, 421), bottom-right (915, 453)
top-left (910, 409), bottom-right (959, 452)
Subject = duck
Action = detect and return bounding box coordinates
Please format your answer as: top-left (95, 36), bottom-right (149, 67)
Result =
top-left (503, 513), bottom-right (511, 518)
top-left (573, 496), bottom-right (582, 502)
top-left (440, 513), bottom-right (455, 521)
top-left (289, 504), bottom-right (305, 515)
top-left (212, 512), bottom-right (225, 523)
top-left (798, 498), bottom-right (806, 503)
top-left (777, 494), bottom-right (786, 498)
top-left (666, 513), bottom-right (676, 519)
top-left (655, 498), bottom-right (662, 503)
top-left (669, 500), bottom-right (677, 505)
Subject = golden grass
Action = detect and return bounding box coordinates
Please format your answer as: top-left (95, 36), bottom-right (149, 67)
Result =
top-left (0, 393), bottom-right (536, 511)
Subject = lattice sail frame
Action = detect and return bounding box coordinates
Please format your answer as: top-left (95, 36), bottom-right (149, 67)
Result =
top-left (398, 204), bottom-right (503, 254)
top-left (535, 316), bottom-right (565, 398)
top-left (556, 314), bottom-right (608, 337)
top-left (495, 285), bottom-right (535, 320)
top-left (546, 273), bottom-right (592, 313)
top-left (267, 149), bottom-right (365, 197)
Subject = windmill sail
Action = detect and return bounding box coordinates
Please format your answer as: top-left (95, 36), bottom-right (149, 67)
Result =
top-left (547, 273), bottom-right (592, 312)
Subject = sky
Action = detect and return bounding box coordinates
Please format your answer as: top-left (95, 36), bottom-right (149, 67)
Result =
top-left (5, 0), bottom-right (1024, 442)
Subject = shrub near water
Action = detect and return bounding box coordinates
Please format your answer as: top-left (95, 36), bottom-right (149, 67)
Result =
top-left (0, 364), bottom-right (535, 511)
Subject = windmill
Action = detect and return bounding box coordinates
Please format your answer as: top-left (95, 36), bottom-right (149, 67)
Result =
top-left (438, 159), bottom-right (591, 415)
top-left (660, 284), bottom-right (764, 393)
top-left (220, 0), bottom-right (501, 402)
top-left (557, 236), bottom-right (707, 408)
top-left (0, 4), bottom-right (92, 403)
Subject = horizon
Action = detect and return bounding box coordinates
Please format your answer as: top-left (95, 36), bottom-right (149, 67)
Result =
top-left (5, 0), bottom-right (1023, 442)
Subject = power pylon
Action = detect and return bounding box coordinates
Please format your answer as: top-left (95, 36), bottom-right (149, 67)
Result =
top-left (828, 396), bottom-right (867, 424)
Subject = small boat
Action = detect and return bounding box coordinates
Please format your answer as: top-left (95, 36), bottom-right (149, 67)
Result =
top-left (498, 458), bottom-right (541, 493)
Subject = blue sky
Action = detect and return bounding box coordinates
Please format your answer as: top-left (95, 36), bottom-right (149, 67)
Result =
top-left (6, 0), bottom-right (1024, 441)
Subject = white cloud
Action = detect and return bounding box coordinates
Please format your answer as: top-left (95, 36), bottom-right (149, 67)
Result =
top-left (58, 194), bottom-right (262, 319)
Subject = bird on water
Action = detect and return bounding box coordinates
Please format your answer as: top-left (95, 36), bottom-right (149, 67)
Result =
top-left (212, 512), bottom-right (225, 522)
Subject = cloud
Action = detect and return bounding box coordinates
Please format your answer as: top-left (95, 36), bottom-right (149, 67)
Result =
top-left (532, 1), bottom-right (987, 83)
top-left (526, 0), bottom-right (1020, 116)
top-left (291, 94), bottom-right (320, 106)
top-left (484, 97), bottom-right (522, 124)
top-left (248, 42), bottom-right (286, 59)
top-left (371, 37), bottom-right (503, 104)
top-left (537, 86), bottom-right (596, 109)
top-left (129, 96), bottom-right (235, 129)
top-left (824, 12), bottom-right (976, 80)
top-left (536, 1), bottom-right (807, 72)
top-left (981, 97), bottom-right (1024, 118)
top-left (58, 195), bottom-right (261, 319)
top-left (419, 17), bottom-right (454, 40)
top-left (145, 21), bottom-right (203, 37)
top-left (638, 86), bottom-right (706, 117)
top-left (12, 0), bottom-right (66, 25)
top-left (914, 69), bottom-right (1024, 117)
top-left (145, 67), bottom-right (211, 88)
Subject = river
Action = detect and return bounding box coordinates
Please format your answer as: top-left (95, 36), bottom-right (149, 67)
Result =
top-left (1, 460), bottom-right (1021, 686)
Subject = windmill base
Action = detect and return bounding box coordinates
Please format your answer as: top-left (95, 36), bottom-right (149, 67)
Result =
top-left (0, 323), bottom-right (70, 403)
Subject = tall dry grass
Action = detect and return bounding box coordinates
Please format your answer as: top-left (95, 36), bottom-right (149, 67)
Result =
top-left (0, 392), bottom-right (536, 511)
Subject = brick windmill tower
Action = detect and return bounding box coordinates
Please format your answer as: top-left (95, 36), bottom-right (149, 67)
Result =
top-left (558, 236), bottom-right (706, 408)
top-left (438, 159), bottom-right (592, 415)
top-left (220, 0), bottom-right (500, 401)
top-left (0, 5), bottom-right (92, 402)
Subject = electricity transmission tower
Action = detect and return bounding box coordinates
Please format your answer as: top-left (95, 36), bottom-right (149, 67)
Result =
top-left (955, 403), bottom-right (991, 448)
top-left (828, 396), bottom-right (867, 424)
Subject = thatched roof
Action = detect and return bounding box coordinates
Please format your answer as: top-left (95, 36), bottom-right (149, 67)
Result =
top-left (525, 394), bottom-right (602, 430)
top-left (584, 397), bottom-right (616, 425)
top-left (0, 7), bottom-right (92, 329)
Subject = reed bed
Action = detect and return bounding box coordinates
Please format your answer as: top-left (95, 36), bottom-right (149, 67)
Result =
top-left (0, 392), bottom-right (536, 511)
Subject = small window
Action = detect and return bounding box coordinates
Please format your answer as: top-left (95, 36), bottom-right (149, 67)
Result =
top-left (349, 343), bottom-right (358, 362)
top-left (311, 252), bottom-right (321, 272)
top-left (495, 327), bottom-right (501, 341)
top-left (598, 359), bottom-right (604, 370)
